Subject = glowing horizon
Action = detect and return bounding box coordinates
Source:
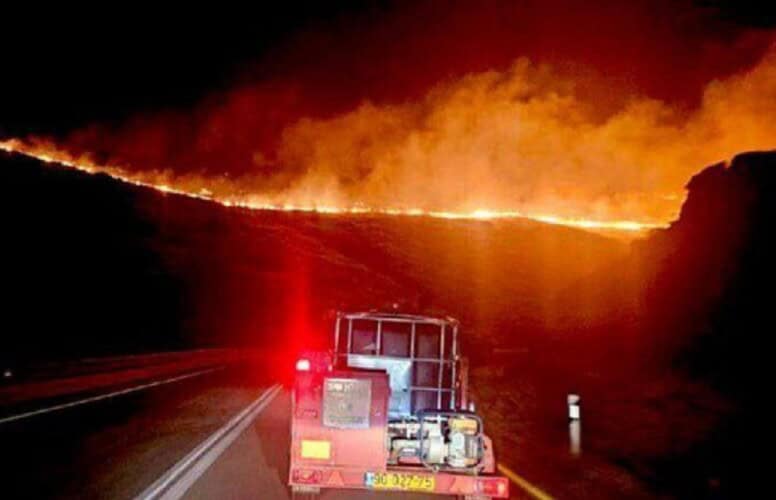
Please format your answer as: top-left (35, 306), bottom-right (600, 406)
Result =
top-left (1, 139), bottom-right (665, 233)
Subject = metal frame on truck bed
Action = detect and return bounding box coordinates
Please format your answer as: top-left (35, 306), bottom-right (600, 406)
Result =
top-left (335, 312), bottom-right (462, 417)
top-left (289, 311), bottom-right (509, 498)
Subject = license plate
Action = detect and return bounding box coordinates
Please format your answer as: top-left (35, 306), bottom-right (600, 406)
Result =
top-left (365, 472), bottom-right (435, 492)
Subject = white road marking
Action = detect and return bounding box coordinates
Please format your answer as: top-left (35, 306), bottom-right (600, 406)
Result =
top-left (0, 367), bottom-right (222, 425)
top-left (77, 348), bottom-right (221, 364)
top-left (135, 383), bottom-right (283, 500)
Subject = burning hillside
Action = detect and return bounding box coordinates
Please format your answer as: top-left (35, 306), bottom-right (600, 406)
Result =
top-left (3, 4), bottom-right (775, 232)
top-left (0, 138), bottom-right (661, 234)
top-left (0, 148), bottom-right (625, 365)
top-left (5, 41), bottom-right (776, 231)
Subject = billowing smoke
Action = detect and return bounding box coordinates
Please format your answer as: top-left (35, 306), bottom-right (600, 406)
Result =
top-left (269, 45), bottom-right (776, 223)
top-left (3, 2), bottom-right (776, 228)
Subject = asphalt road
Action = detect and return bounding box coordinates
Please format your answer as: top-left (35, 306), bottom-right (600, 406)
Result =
top-left (0, 364), bottom-right (268, 499)
top-left (0, 363), bottom-right (466, 500)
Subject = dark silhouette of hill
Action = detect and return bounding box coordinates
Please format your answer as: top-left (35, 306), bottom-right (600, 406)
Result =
top-left (1, 154), bottom-right (186, 365)
top-left (0, 151), bottom-right (624, 371)
top-left (661, 152), bottom-right (775, 393)
top-left (549, 150), bottom-right (776, 497)
top-left (558, 151), bottom-right (774, 378)
top-left (650, 151), bottom-right (775, 497)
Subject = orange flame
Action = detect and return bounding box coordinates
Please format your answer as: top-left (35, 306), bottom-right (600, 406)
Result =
top-left (1, 138), bottom-right (661, 233)
top-left (6, 44), bottom-right (775, 236)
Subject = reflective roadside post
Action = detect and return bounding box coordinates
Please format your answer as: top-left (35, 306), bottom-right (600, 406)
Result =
top-left (567, 393), bottom-right (581, 456)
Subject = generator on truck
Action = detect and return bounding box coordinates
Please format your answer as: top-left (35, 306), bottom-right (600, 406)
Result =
top-left (288, 311), bottom-right (509, 498)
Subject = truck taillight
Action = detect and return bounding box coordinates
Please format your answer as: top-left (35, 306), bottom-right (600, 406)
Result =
top-left (296, 358), bottom-right (311, 371)
top-left (291, 468), bottom-right (322, 484)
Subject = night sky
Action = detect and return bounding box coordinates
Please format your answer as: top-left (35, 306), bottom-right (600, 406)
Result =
top-left (2, 1), bottom-right (775, 138)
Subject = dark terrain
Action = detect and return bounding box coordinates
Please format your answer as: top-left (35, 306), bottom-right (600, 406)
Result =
top-left (508, 150), bottom-right (776, 498)
top-left (1, 150), bottom-right (625, 365)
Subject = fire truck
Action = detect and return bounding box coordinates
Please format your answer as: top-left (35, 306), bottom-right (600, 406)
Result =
top-left (289, 312), bottom-right (509, 498)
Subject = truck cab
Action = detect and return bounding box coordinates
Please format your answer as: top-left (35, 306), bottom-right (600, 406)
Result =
top-left (289, 311), bottom-right (509, 498)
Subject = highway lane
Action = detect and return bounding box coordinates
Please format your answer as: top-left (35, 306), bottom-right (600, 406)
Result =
top-left (0, 362), bottom-right (530, 499)
top-left (0, 364), bottom-right (276, 499)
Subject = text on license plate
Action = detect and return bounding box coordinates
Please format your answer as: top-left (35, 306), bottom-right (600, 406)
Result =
top-left (365, 472), bottom-right (435, 492)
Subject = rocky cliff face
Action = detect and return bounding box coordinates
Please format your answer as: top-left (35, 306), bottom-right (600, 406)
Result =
top-left (546, 150), bottom-right (776, 496)
top-left (643, 151), bottom-right (776, 497)
top-left (660, 151), bottom-right (775, 393)
top-left (555, 150), bottom-right (775, 372)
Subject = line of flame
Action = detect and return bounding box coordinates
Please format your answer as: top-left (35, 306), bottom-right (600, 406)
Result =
top-left (1, 139), bottom-right (666, 233)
